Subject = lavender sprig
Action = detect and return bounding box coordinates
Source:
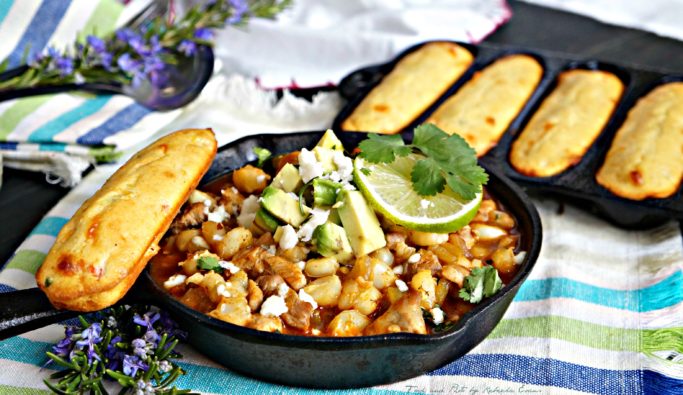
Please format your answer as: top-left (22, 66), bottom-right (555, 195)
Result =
top-left (0, 0), bottom-right (291, 91)
top-left (44, 305), bottom-right (191, 395)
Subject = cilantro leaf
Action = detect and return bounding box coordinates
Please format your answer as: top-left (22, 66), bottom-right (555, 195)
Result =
top-left (458, 266), bottom-right (502, 303)
top-left (197, 256), bottom-right (222, 272)
top-left (358, 133), bottom-right (411, 163)
top-left (412, 124), bottom-right (487, 200)
top-left (253, 147), bottom-right (272, 168)
top-left (411, 157), bottom-right (445, 196)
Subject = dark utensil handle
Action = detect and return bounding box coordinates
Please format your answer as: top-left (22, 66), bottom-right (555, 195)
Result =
top-left (0, 83), bottom-right (120, 103)
top-left (0, 288), bottom-right (75, 340)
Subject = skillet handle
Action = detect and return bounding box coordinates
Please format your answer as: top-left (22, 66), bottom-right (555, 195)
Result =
top-left (0, 288), bottom-right (75, 341)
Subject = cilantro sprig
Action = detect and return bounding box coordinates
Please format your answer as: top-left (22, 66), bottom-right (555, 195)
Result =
top-left (458, 266), bottom-right (503, 303)
top-left (197, 256), bottom-right (222, 272)
top-left (358, 124), bottom-right (488, 199)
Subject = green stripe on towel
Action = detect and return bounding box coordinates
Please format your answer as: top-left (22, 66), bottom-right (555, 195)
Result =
top-left (0, 96), bottom-right (52, 141)
top-left (78, 0), bottom-right (123, 40)
top-left (5, 250), bottom-right (46, 274)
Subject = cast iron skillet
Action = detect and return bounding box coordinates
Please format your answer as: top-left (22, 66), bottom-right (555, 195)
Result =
top-left (0, 131), bottom-right (542, 388)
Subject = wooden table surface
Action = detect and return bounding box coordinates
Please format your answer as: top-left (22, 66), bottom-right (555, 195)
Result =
top-left (1, 0), bottom-right (683, 265)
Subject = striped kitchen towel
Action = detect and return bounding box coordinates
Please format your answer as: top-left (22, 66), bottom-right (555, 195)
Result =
top-left (1, 192), bottom-right (682, 394)
top-left (0, 0), bottom-right (181, 186)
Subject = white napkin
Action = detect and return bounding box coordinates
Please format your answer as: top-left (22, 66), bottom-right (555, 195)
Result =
top-left (215, 0), bottom-right (512, 88)
top-left (522, 0), bottom-right (683, 41)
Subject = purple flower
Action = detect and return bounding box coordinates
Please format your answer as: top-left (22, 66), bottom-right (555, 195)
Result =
top-left (123, 355), bottom-right (148, 377)
top-left (54, 56), bottom-right (74, 76)
top-left (143, 55), bottom-right (165, 73)
top-left (178, 39), bottom-right (196, 56)
top-left (52, 326), bottom-right (77, 357)
top-left (115, 28), bottom-right (138, 44)
top-left (132, 338), bottom-right (148, 358)
top-left (117, 53), bottom-right (141, 73)
top-left (194, 28), bottom-right (214, 41)
top-left (143, 328), bottom-right (160, 345)
top-left (46, 46), bottom-right (60, 58)
top-left (228, 0), bottom-right (249, 24)
top-left (74, 323), bottom-right (103, 363)
top-left (86, 35), bottom-right (106, 53)
top-left (133, 311), bottom-right (160, 330)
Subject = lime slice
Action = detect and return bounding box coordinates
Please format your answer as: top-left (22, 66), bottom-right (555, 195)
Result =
top-left (353, 154), bottom-right (482, 233)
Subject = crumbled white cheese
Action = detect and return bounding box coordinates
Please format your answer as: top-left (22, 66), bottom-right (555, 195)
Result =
top-left (277, 282), bottom-right (290, 297)
top-left (260, 295), bottom-right (289, 317)
top-left (278, 225), bottom-right (299, 250)
top-left (190, 235), bottom-right (209, 250)
top-left (287, 192), bottom-right (300, 201)
top-left (207, 205), bottom-right (229, 223)
top-left (297, 208), bottom-right (330, 242)
top-left (326, 171), bottom-right (341, 182)
top-left (395, 279), bottom-right (409, 292)
top-left (237, 195), bottom-right (260, 228)
top-left (264, 244), bottom-right (277, 255)
top-left (431, 306), bottom-right (445, 325)
top-left (216, 283), bottom-right (232, 298)
top-left (298, 148), bottom-right (324, 183)
top-left (203, 199), bottom-right (212, 207)
top-left (392, 265), bottom-right (404, 275)
top-left (407, 253), bottom-right (421, 264)
top-left (164, 274), bottom-right (186, 289)
top-left (341, 183), bottom-right (356, 191)
top-left (332, 150), bottom-right (354, 182)
top-left (296, 261), bottom-right (306, 270)
top-left (218, 260), bottom-right (240, 274)
top-left (514, 251), bottom-right (527, 265)
top-left (213, 234), bottom-right (224, 241)
top-left (298, 289), bottom-right (318, 309)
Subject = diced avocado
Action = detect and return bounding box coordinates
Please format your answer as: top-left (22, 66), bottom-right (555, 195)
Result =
top-left (313, 222), bottom-right (353, 263)
top-left (313, 146), bottom-right (337, 172)
top-left (313, 178), bottom-right (341, 207)
top-left (328, 208), bottom-right (341, 225)
top-left (271, 163), bottom-right (303, 193)
top-left (260, 186), bottom-right (310, 227)
top-left (254, 207), bottom-right (279, 233)
top-left (316, 130), bottom-right (344, 151)
top-left (336, 190), bottom-right (386, 256)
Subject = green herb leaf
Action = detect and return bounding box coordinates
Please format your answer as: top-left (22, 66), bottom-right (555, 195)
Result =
top-left (357, 124), bottom-right (487, 199)
top-left (197, 256), bottom-right (222, 272)
top-left (358, 133), bottom-right (411, 163)
top-left (253, 147), bottom-right (272, 168)
top-left (411, 124), bottom-right (487, 199)
top-left (458, 266), bottom-right (502, 304)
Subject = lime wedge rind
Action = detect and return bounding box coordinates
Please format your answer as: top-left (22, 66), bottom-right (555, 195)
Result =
top-left (354, 155), bottom-right (482, 233)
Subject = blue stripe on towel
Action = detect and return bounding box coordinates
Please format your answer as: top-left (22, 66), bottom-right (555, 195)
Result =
top-left (77, 103), bottom-right (151, 145)
top-left (430, 353), bottom-right (640, 394)
top-left (643, 369), bottom-right (683, 395)
top-left (515, 272), bottom-right (682, 312)
top-left (28, 96), bottom-right (112, 143)
top-left (6, 0), bottom-right (73, 66)
top-left (0, 0), bottom-right (14, 25)
top-left (29, 217), bottom-right (68, 237)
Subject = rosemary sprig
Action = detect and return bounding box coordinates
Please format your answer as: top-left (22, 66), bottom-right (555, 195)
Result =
top-left (0, 0), bottom-right (291, 91)
top-left (45, 305), bottom-right (192, 395)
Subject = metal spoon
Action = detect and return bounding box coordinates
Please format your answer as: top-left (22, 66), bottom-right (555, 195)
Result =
top-left (0, 45), bottom-right (214, 111)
